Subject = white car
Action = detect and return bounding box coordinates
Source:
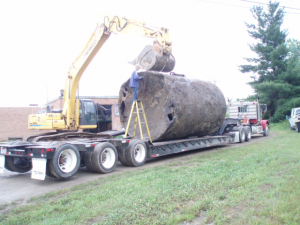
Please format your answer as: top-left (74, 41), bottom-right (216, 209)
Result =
top-left (288, 107), bottom-right (300, 132)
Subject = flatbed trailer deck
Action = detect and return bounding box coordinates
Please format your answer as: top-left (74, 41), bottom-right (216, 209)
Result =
top-left (148, 135), bottom-right (232, 157)
top-left (0, 133), bottom-right (234, 180)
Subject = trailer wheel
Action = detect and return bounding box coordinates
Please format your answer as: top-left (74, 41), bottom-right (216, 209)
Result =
top-left (126, 140), bottom-right (147, 167)
top-left (46, 160), bottom-right (59, 178)
top-left (49, 144), bottom-right (80, 179)
top-left (5, 156), bottom-right (32, 173)
top-left (244, 127), bottom-right (251, 142)
top-left (118, 152), bottom-right (130, 166)
top-left (91, 142), bottom-right (118, 174)
top-left (263, 125), bottom-right (269, 136)
top-left (84, 151), bottom-right (97, 172)
top-left (239, 128), bottom-right (246, 143)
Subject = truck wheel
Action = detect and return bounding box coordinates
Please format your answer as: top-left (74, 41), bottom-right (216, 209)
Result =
top-left (239, 127), bottom-right (246, 143)
top-left (296, 126), bottom-right (299, 133)
top-left (84, 151), bottom-right (97, 172)
top-left (5, 156), bottom-right (32, 173)
top-left (245, 127), bottom-right (251, 142)
top-left (49, 144), bottom-right (80, 179)
top-left (118, 152), bottom-right (130, 166)
top-left (263, 126), bottom-right (269, 136)
top-left (125, 140), bottom-right (147, 167)
top-left (46, 160), bottom-right (59, 178)
top-left (91, 142), bottom-right (118, 174)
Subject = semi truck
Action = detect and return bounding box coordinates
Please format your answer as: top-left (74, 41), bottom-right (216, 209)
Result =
top-left (228, 100), bottom-right (269, 138)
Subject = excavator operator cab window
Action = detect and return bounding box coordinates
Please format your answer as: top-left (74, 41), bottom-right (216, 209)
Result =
top-left (79, 100), bottom-right (97, 126)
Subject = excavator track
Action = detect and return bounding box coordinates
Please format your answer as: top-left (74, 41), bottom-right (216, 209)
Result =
top-left (26, 132), bottom-right (58, 142)
top-left (32, 132), bottom-right (113, 142)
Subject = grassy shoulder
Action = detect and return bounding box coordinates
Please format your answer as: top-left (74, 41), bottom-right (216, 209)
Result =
top-left (1, 121), bottom-right (299, 224)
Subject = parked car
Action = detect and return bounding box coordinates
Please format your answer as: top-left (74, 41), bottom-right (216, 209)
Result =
top-left (288, 107), bottom-right (300, 132)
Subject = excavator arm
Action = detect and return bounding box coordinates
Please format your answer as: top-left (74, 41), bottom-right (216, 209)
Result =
top-left (35, 16), bottom-right (174, 131)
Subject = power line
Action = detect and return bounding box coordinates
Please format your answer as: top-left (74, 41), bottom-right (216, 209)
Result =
top-left (196, 0), bottom-right (300, 15)
top-left (196, 0), bottom-right (251, 9)
top-left (284, 11), bottom-right (300, 15)
top-left (239, 0), bottom-right (300, 11)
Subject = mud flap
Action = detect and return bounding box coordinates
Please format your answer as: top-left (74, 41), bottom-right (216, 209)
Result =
top-left (31, 158), bottom-right (47, 180)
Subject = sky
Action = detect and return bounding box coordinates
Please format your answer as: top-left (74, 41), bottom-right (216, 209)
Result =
top-left (0, 0), bottom-right (299, 107)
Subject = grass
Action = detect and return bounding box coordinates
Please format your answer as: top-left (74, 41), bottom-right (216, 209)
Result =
top-left (1, 121), bottom-right (300, 224)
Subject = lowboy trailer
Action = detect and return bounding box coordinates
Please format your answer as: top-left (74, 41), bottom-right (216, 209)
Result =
top-left (0, 116), bottom-right (267, 180)
top-left (0, 134), bottom-right (232, 180)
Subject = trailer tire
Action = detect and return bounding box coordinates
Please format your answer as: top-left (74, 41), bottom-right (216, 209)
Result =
top-left (5, 156), bottom-right (32, 173)
top-left (125, 140), bottom-right (147, 167)
top-left (46, 160), bottom-right (59, 178)
top-left (118, 153), bottom-right (130, 167)
top-left (4, 159), bottom-right (14, 172)
top-left (239, 127), bottom-right (246, 143)
top-left (91, 142), bottom-right (118, 174)
top-left (244, 127), bottom-right (251, 142)
top-left (49, 144), bottom-right (80, 179)
top-left (84, 151), bottom-right (97, 172)
top-left (263, 125), bottom-right (269, 136)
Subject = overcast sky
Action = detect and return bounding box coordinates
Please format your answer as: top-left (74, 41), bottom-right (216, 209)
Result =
top-left (0, 0), bottom-right (299, 107)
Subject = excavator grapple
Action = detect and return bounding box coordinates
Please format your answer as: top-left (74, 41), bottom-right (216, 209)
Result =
top-left (130, 42), bottom-right (175, 72)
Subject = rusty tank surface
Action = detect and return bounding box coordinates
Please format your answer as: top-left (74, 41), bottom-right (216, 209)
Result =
top-left (118, 71), bottom-right (226, 142)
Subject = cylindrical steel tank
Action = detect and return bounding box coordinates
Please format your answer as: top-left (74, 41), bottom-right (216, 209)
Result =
top-left (118, 71), bottom-right (226, 142)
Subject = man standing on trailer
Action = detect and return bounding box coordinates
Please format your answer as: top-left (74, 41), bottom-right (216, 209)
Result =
top-left (129, 64), bottom-right (142, 105)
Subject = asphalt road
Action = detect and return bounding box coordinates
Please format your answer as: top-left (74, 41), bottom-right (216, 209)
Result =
top-left (0, 134), bottom-right (272, 205)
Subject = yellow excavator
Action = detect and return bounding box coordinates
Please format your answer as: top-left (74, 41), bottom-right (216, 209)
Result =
top-left (27, 16), bottom-right (175, 141)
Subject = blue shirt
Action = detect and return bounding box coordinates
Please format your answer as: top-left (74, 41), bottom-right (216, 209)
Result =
top-left (129, 70), bottom-right (142, 88)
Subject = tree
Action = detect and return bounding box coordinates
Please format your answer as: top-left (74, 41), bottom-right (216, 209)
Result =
top-left (273, 39), bottom-right (300, 120)
top-left (239, 1), bottom-right (291, 121)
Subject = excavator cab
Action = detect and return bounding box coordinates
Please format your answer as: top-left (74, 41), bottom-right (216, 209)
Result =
top-left (78, 99), bottom-right (97, 126)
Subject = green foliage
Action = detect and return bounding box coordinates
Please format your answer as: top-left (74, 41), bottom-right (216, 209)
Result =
top-left (270, 120), bottom-right (289, 131)
top-left (240, 1), bottom-right (300, 122)
top-left (240, 2), bottom-right (288, 77)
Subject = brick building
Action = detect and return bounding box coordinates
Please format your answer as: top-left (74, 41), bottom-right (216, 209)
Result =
top-left (0, 107), bottom-right (46, 141)
top-left (0, 96), bottom-right (122, 141)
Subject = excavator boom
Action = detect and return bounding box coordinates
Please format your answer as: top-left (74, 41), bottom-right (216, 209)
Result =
top-left (28, 16), bottom-right (175, 132)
